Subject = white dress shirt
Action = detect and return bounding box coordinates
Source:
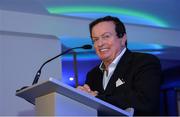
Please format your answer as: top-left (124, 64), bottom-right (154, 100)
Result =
top-left (99, 48), bottom-right (126, 89)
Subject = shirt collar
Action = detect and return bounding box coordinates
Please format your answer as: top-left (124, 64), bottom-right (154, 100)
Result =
top-left (99, 48), bottom-right (126, 71)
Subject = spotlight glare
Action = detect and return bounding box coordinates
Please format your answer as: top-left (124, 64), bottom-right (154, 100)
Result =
top-left (69, 77), bottom-right (74, 81)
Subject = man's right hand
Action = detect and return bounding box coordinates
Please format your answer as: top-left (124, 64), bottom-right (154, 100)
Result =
top-left (76, 84), bottom-right (98, 96)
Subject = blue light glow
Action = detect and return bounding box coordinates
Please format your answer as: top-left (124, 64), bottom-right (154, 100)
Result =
top-left (128, 43), bottom-right (164, 50)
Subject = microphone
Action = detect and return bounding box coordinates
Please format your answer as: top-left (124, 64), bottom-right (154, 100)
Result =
top-left (81, 44), bottom-right (92, 49)
top-left (16, 44), bottom-right (92, 92)
top-left (32, 44), bottom-right (92, 85)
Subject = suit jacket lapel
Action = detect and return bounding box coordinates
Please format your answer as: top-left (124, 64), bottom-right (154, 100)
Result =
top-left (104, 49), bottom-right (132, 94)
top-left (97, 69), bottom-right (105, 92)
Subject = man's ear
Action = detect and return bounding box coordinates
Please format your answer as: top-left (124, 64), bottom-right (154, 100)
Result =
top-left (121, 34), bottom-right (127, 46)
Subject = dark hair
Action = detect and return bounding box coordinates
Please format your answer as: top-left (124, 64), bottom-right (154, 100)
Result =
top-left (89, 16), bottom-right (126, 38)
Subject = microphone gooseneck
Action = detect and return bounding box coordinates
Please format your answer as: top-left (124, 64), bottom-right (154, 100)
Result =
top-left (32, 44), bottom-right (92, 85)
top-left (16, 44), bottom-right (92, 92)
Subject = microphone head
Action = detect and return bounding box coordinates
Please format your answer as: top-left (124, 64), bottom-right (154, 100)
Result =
top-left (82, 44), bottom-right (92, 49)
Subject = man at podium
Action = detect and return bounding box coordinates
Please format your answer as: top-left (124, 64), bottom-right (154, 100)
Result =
top-left (77, 16), bottom-right (162, 116)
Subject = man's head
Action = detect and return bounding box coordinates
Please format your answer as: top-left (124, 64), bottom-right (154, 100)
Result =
top-left (90, 16), bottom-right (126, 41)
top-left (89, 16), bottom-right (127, 65)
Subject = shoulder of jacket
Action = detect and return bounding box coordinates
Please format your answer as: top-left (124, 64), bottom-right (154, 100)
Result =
top-left (131, 51), bottom-right (160, 63)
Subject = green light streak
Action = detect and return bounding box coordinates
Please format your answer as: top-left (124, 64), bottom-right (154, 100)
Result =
top-left (47, 6), bottom-right (168, 28)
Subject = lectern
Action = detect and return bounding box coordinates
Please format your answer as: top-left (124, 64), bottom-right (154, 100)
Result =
top-left (16, 78), bottom-right (133, 116)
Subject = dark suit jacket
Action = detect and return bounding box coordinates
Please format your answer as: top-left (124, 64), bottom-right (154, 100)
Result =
top-left (85, 49), bottom-right (162, 116)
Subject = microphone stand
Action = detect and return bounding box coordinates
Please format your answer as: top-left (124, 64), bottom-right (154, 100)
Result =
top-left (73, 51), bottom-right (79, 88)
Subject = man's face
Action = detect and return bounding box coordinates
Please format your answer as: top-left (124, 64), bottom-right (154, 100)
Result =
top-left (91, 21), bottom-right (126, 63)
